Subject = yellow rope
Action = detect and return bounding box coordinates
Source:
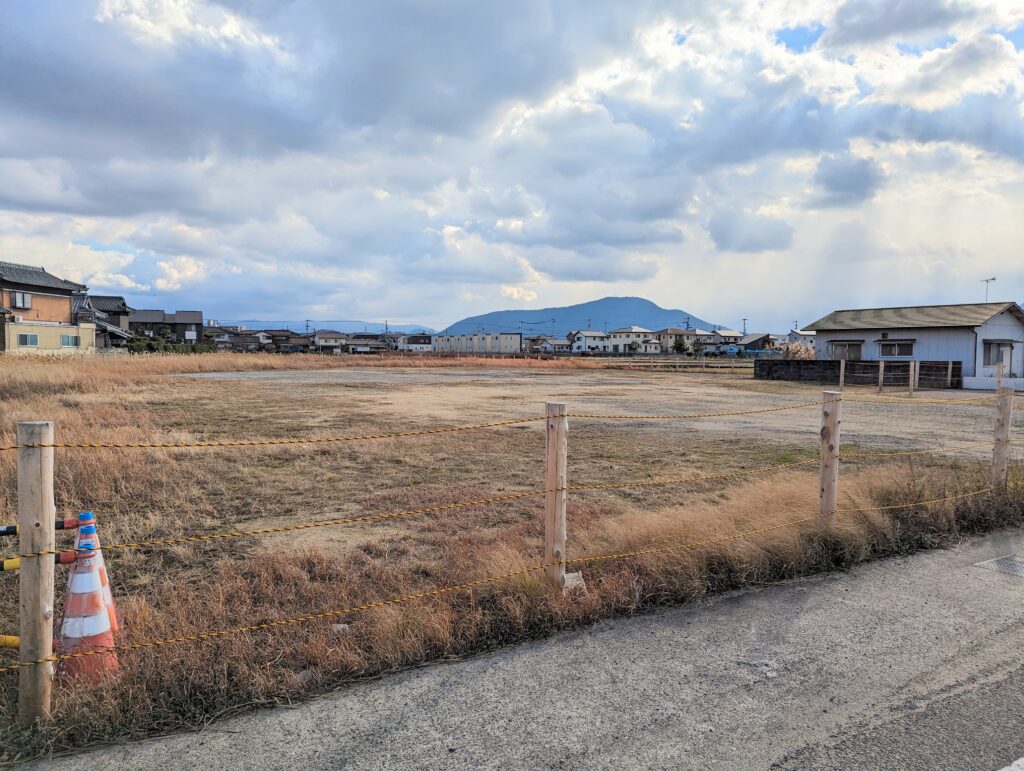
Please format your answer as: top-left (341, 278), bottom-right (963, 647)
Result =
top-left (0, 416), bottom-right (547, 453)
top-left (568, 400), bottom-right (829, 420)
top-left (0, 486), bottom-right (993, 674)
top-left (9, 459), bottom-right (820, 560)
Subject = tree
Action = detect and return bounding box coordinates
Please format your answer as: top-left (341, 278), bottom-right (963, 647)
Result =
top-left (672, 337), bottom-right (687, 355)
top-left (691, 339), bottom-right (704, 358)
top-left (628, 340), bottom-right (640, 355)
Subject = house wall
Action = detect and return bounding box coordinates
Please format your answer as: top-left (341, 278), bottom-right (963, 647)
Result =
top-left (432, 333), bottom-right (522, 354)
top-left (0, 289), bottom-right (73, 323)
top-left (973, 310), bottom-right (1024, 380)
top-left (1, 320), bottom-right (96, 354)
top-left (813, 327), bottom-right (976, 374)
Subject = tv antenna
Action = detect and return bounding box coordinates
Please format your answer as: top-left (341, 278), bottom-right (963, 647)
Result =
top-left (982, 277), bottom-right (996, 302)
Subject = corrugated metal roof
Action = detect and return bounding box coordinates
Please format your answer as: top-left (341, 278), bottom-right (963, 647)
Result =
top-left (0, 261), bottom-right (86, 291)
top-left (805, 302), bottom-right (1024, 331)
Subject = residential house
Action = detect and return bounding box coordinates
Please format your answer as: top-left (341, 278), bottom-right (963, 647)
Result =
top-left (787, 328), bottom-right (816, 347)
top-left (568, 330), bottom-right (610, 354)
top-left (395, 333), bottom-right (433, 352)
top-left (525, 336), bottom-right (570, 354)
top-left (804, 302), bottom-right (1024, 389)
top-left (655, 328), bottom-right (691, 354)
top-left (739, 332), bottom-right (775, 352)
top-left (708, 328), bottom-right (743, 353)
top-left (607, 326), bottom-right (661, 354)
top-left (256, 329), bottom-right (297, 352)
top-left (89, 295), bottom-right (134, 333)
top-left (227, 334), bottom-right (261, 352)
top-left (73, 294), bottom-right (130, 349)
top-left (432, 332), bottom-right (523, 354)
top-left (342, 337), bottom-right (388, 354)
top-left (314, 330), bottom-right (348, 353)
top-left (128, 309), bottom-right (204, 343)
top-left (0, 261), bottom-right (96, 354)
top-left (279, 335), bottom-right (313, 353)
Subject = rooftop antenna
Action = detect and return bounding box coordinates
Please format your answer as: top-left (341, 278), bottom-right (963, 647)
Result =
top-left (794, 320), bottom-right (799, 332)
top-left (982, 277), bottom-right (997, 302)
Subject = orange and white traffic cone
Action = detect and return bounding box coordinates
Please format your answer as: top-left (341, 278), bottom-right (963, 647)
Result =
top-left (75, 512), bottom-right (119, 634)
top-left (58, 533), bottom-right (118, 678)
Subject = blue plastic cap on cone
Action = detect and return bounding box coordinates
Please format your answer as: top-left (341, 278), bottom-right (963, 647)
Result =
top-left (80, 524), bottom-right (97, 535)
top-left (78, 512), bottom-right (96, 522)
top-left (79, 540), bottom-right (95, 550)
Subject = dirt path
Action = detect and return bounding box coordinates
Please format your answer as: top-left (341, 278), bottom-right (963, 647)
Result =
top-left (50, 527), bottom-right (1024, 770)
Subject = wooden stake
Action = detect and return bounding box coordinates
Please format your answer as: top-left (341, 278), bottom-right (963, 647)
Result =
top-left (838, 358), bottom-right (846, 391)
top-left (819, 391), bottom-right (842, 519)
top-left (996, 359), bottom-right (1004, 392)
top-left (17, 421), bottom-right (55, 726)
top-left (877, 360), bottom-right (885, 393)
top-left (946, 360), bottom-right (953, 389)
top-left (907, 361), bottom-right (915, 397)
top-left (544, 403), bottom-right (582, 591)
top-left (992, 387), bottom-right (1013, 489)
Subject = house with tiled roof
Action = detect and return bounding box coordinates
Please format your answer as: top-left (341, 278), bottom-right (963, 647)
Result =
top-left (0, 261), bottom-right (97, 354)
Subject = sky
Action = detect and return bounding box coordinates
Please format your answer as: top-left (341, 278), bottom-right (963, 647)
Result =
top-left (1, 0), bottom-right (1023, 332)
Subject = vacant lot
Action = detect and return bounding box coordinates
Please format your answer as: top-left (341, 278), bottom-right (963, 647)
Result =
top-left (0, 355), bottom-right (1019, 757)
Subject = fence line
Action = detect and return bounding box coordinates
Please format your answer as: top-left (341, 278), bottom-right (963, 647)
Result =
top-left (0, 485), bottom-right (996, 676)
top-left (5, 437), bottom-right (998, 564)
top-left (1, 387), bottom-right (1017, 725)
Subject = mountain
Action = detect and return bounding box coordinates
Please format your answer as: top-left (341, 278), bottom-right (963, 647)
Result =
top-left (228, 320), bottom-right (434, 334)
top-left (443, 297), bottom-right (716, 337)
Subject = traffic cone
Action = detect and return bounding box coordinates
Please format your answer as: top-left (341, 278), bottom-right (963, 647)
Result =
top-left (58, 535), bottom-right (119, 678)
top-left (75, 512), bottom-right (119, 634)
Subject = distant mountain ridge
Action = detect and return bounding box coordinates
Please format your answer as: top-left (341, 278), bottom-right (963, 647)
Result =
top-left (444, 297), bottom-right (717, 337)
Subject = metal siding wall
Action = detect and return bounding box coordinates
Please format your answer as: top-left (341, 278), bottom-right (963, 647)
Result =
top-left (813, 327), bottom-right (975, 372)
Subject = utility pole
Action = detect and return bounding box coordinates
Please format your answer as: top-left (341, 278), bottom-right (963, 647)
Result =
top-left (742, 318), bottom-right (748, 335)
top-left (983, 277), bottom-right (997, 302)
top-left (794, 319), bottom-right (799, 332)
top-left (551, 318), bottom-right (556, 336)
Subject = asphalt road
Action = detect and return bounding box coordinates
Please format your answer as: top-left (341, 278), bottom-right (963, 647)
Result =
top-left (52, 528), bottom-right (1024, 770)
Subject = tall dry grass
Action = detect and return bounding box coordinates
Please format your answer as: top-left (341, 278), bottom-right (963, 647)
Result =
top-left (0, 353), bottom-right (1018, 760)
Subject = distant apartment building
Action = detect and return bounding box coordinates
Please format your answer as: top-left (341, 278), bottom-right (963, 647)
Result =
top-left (395, 333), bottom-right (433, 352)
top-left (0, 261), bottom-right (97, 354)
top-left (432, 332), bottom-right (522, 354)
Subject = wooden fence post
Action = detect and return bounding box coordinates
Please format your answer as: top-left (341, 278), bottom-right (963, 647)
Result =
top-left (17, 421), bottom-right (56, 726)
top-left (819, 391), bottom-right (842, 518)
top-left (877, 360), bottom-right (885, 393)
top-left (544, 404), bottom-right (584, 592)
top-left (838, 359), bottom-right (846, 391)
top-left (907, 361), bottom-right (915, 397)
top-left (992, 388), bottom-right (1013, 489)
top-left (946, 360), bottom-right (953, 389)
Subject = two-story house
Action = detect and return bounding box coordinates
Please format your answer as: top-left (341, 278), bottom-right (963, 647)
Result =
top-left (0, 261), bottom-right (96, 354)
top-left (568, 330), bottom-right (610, 354)
top-left (607, 326), bottom-right (661, 354)
top-left (128, 309), bottom-right (205, 343)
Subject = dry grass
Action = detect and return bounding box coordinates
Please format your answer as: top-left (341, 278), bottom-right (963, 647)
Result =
top-left (0, 354), bottom-right (1018, 761)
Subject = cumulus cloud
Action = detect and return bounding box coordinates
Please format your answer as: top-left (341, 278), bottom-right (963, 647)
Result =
top-left (0, 0), bottom-right (1021, 330)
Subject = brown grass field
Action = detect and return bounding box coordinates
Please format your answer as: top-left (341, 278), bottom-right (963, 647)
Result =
top-left (0, 353), bottom-right (1020, 760)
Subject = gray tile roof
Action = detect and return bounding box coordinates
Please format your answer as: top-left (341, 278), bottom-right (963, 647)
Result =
top-left (0, 261), bottom-right (86, 291)
top-left (805, 302), bottom-right (1024, 331)
top-left (129, 309), bottom-right (167, 324)
top-left (90, 295), bottom-right (133, 314)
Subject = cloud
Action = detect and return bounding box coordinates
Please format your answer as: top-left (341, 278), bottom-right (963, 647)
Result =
top-left (500, 285), bottom-right (538, 302)
top-left (824, 0), bottom-right (977, 47)
top-left (0, 0), bottom-right (1021, 332)
top-left (811, 153), bottom-right (887, 206)
top-left (707, 210), bottom-right (794, 252)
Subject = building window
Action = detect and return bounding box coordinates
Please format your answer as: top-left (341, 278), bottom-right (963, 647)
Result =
top-left (11, 291), bottom-right (32, 309)
top-left (879, 342), bottom-right (913, 357)
top-left (983, 341), bottom-right (1012, 367)
top-left (61, 335), bottom-right (80, 348)
top-left (17, 333), bottom-right (38, 347)
top-left (830, 342), bottom-right (862, 360)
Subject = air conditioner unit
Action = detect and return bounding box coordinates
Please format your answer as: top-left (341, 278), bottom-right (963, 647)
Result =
top-left (12, 316), bottom-right (23, 323)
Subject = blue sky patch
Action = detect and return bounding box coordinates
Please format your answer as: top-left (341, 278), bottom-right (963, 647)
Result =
top-left (897, 34), bottom-right (956, 55)
top-left (674, 32), bottom-right (687, 45)
top-left (775, 24), bottom-right (824, 53)
top-left (1002, 23), bottom-right (1024, 50)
